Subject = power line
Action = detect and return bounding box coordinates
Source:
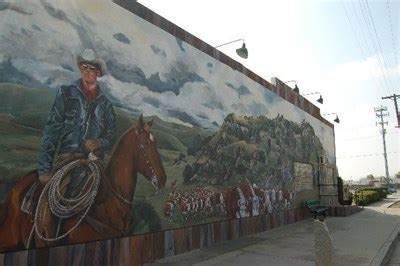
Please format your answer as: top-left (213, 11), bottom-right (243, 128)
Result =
top-left (336, 121), bottom-right (380, 131)
top-left (342, 1), bottom-right (385, 92)
top-left (382, 94), bottom-right (400, 128)
top-left (386, 0), bottom-right (399, 85)
top-left (341, 131), bottom-right (398, 142)
top-left (365, 0), bottom-right (395, 93)
top-left (336, 151), bottom-right (399, 159)
top-left (358, 0), bottom-right (392, 95)
top-left (342, 1), bottom-right (365, 54)
top-left (351, 1), bottom-right (385, 92)
top-left (351, 1), bottom-right (375, 56)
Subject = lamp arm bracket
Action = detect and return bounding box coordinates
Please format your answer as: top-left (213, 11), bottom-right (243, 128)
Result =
top-left (302, 92), bottom-right (321, 96)
top-left (215, 38), bottom-right (244, 48)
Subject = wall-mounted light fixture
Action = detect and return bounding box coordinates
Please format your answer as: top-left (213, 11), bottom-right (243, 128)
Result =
top-left (215, 39), bottom-right (248, 59)
top-left (284, 80), bottom-right (299, 94)
top-left (323, 113), bottom-right (340, 123)
top-left (303, 92), bottom-right (324, 104)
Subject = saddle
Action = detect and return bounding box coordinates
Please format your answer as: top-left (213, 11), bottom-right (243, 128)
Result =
top-left (21, 181), bottom-right (41, 216)
top-left (21, 153), bottom-right (86, 216)
top-left (20, 153), bottom-right (118, 241)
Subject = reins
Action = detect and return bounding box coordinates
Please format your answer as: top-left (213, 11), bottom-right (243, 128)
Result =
top-left (104, 178), bottom-right (136, 205)
top-left (104, 129), bottom-right (162, 205)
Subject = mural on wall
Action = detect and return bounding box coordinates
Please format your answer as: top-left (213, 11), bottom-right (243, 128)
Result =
top-left (0, 0), bottom-right (335, 251)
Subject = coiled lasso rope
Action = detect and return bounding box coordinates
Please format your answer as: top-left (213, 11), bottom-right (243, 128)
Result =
top-left (32, 152), bottom-right (103, 243)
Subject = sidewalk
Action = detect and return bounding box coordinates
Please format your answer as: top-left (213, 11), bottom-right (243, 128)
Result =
top-left (147, 193), bottom-right (400, 266)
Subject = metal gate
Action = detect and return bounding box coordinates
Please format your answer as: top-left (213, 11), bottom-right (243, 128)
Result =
top-left (318, 163), bottom-right (339, 206)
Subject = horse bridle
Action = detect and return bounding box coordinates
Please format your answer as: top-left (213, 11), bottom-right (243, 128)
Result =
top-left (104, 129), bottom-right (162, 205)
top-left (138, 141), bottom-right (161, 194)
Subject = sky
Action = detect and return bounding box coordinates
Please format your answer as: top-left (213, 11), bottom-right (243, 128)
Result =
top-left (138, 0), bottom-right (399, 181)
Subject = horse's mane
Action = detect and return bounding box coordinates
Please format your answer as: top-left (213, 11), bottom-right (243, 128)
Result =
top-left (111, 127), bottom-right (136, 153)
top-left (105, 127), bottom-right (135, 169)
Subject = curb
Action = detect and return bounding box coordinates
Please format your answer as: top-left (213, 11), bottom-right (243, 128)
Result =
top-left (370, 223), bottom-right (400, 266)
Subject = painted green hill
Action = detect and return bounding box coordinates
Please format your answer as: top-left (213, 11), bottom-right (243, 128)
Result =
top-left (0, 85), bottom-right (216, 188)
top-left (184, 113), bottom-right (326, 186)
top-left (113, 110), bottom-right (201, 153)
top-left (0, 83), bottom-right (54, 115)
top-left (151, 129), bottom-right (187, 153)
top-left (0, 119), bottom-right (41, 182)
top-left (0, 82), bottom-right (214, 152)
top-left (0, 83), bottom-right (54, 130)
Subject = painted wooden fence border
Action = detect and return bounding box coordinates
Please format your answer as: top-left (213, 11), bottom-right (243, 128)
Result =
top-left (0, 206), bottom-right (361, 265)
top-left (0, 207), bottom-right (316, 265)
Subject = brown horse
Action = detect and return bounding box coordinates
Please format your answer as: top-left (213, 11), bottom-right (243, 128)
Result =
top-left (0, 114), bottom-right (166, 251)
top-left (224, 179), bottom-right (263, 219)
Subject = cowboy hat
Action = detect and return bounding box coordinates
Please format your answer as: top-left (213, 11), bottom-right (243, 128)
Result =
top-left (76, 48), bottom-right (107, 77)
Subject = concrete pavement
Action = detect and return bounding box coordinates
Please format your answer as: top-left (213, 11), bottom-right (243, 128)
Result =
top-left (387, 236), bottom-right (400, 266)
top-left (147, 192), bottom-right (400, 266)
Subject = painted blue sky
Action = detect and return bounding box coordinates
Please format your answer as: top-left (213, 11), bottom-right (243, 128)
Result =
top-left (140, 0), bottom-right (400, 180)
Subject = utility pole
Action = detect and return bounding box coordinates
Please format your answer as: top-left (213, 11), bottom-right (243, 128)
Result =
top-left (374, 106), bottom-right (390, 183)
top-left (382, 94), bottom-right (400, 128)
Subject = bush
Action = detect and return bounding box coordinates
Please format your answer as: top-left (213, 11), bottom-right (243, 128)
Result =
top-left (343, 192), bottom-right (353, 205)
top-left (353, 190), bottom-right (380, 206)
top-left (359, 187), bottom-right (388, 199)
top-left (337, 177), bottom-right (344, 205)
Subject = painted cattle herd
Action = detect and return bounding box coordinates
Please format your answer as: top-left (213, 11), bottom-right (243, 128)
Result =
top-left (164, 179), bottom-right (295, 223)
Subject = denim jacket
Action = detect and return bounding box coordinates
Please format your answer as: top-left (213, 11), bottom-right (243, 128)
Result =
top-left (38, 79), bottom-right (116, 176)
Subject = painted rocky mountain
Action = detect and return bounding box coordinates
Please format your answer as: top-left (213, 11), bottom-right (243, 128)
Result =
top-left (183, 113), bottom-right (325, 188)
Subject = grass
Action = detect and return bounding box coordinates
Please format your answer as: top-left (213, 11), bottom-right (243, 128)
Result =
top-left (0, 126), bottom-right (41, 182)
top-left (134, 148), bottom-right (230, 230)
top-left (0, 82), bottom-right (226, 231)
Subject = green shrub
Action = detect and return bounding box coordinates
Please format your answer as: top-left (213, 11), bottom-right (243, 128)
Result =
top-left (337, 177), bottom-right (344, 205)
top-left (359, 187), bottom-right (388, 199)
top-left (343, 192), bottom-right (353, 205)
top-left (353, 190), bottom-right (380, 206)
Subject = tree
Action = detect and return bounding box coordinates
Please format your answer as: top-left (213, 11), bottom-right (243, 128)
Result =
top-left (395, 171), bottom-right (400, 180)
top-left (366, 174), bottom-right (375, 186)
top-left (337, 177), bottom-right (344, 205)
top-left (380, 176), bottom-right (390, 184)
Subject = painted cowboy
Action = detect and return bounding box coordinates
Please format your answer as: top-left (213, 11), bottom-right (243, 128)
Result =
top-left (31, 49), bottom-right (116, 239)
top-left (37, 48), bottom-right (116, 185)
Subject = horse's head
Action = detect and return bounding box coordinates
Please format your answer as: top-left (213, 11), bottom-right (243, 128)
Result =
top-left (135, 114), bottom-right (167, 192)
